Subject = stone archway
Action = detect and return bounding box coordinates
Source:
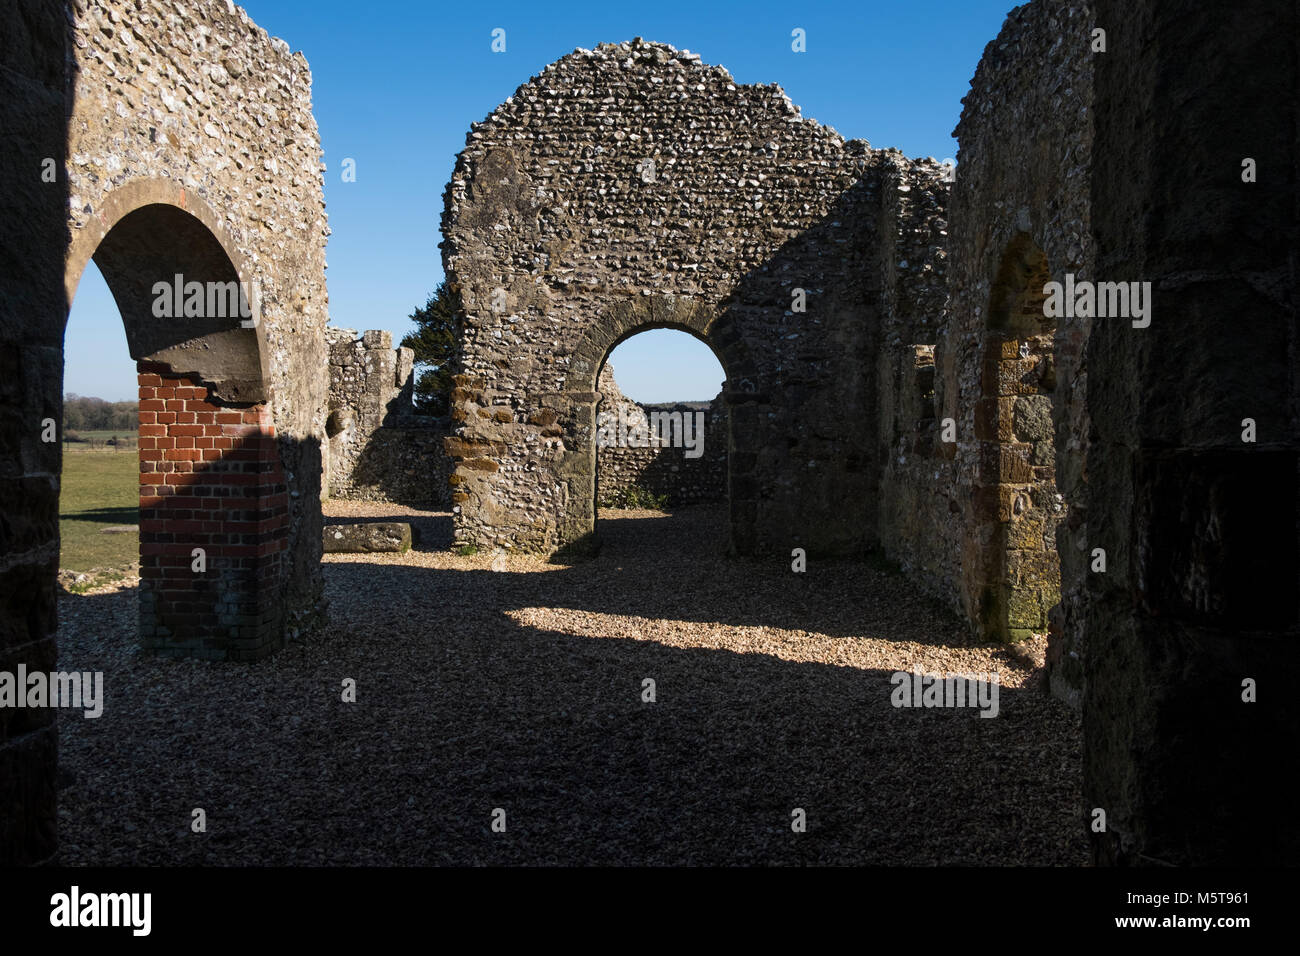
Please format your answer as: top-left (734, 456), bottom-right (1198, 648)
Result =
top-left (65, 180), bottom-right (272, 402)
top-left (1, 0), bottom-right (329, 865)
top-left (968, 234), bottom-right (1063, 642)
top-left (558, 295), bottom-right (752, 552)
top-left (65, 183), bottom-right (288, 659)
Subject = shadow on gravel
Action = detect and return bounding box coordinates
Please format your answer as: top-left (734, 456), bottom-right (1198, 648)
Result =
top-left (333, 506), bottom-right (974, 646)
top-left (53, 506), bottom-right (1084, 865)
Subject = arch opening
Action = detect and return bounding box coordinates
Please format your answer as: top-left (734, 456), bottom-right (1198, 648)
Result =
top-left (593, 329), bottom-right (729, 531)
top-left (62, 198), bottom-right (288, 660)
top-left (74, 202), bottom-right (267, 404)
top-left (972, 236), bottom-right (1064, 642)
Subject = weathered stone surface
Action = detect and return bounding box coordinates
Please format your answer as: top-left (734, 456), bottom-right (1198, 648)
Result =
top-left (1, 0), bottom-right (328, 862)
top-left (323, 522), bottom-right (412, 553)
top-left (442, 38), bottom-right (897, 556)
top-left (1083, 0), bottom-right (1299, 866)
top-left (0, 0), bottom-right (1292, 875)
top-left (324, 327), bottom-right (451, 505)
top-left (878, 0), bottom-right (1093, 677)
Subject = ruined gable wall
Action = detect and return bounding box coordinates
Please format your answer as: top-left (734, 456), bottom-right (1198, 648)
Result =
top-left (442, 39), bottom-right (882, 555)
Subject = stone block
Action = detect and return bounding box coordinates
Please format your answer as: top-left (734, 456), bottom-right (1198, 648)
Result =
top-left (322, 522), bottom-right (412, 553)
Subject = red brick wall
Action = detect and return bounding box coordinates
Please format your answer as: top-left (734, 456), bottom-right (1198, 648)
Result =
top-left (136, 362), bottom-right (289, 659)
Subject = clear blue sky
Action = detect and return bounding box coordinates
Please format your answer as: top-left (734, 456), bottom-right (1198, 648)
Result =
top-left (65, 0), bottom-right (1014, 403)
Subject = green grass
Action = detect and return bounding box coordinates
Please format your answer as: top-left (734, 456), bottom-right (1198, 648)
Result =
top-left (59, 449), bottom-right (139, 572)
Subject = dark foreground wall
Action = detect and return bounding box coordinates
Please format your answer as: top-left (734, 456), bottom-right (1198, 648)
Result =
top-left (1084, 0), bottom-right (1299, 864)
top-left (0, 0), bottom-right (68, 867)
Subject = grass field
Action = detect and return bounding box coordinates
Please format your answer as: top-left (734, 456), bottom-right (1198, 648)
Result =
top-left (59, 447), bottom-right (138, 572)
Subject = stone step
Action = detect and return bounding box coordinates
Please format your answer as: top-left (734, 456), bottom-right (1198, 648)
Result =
top-left (323, 522), bottom-right (412, 553)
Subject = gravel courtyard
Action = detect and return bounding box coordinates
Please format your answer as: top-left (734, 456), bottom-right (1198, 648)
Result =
top-left (56, 503), bottom-right (1087, 865)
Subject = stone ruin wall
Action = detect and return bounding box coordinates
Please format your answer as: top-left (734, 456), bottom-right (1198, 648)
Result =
top-left (438, 32), bottom-right (1090, 665)
top-left (357, 17), bottom-right (1095, 691)
top-left (869, 0), bottom-right (1096, 704)
top-left (4, 0), bottom-right (1292, 870)
top-left (873, 153), bottom-right (958, 602)
top-left (443, 38), bottom-right (904, 557)
top-left (322, 340), bottom-right (727, 510)
top-left (2, 0), bottom-right (329, 863)
top-left (594, 363), bottom-right (728, 507)
top-left (944, 0), bottom-right (1093, 694)
top-left (61, 0), bottom-right (332, 654)
top-left (324, 327), bottom-right (451, 506)
top-left (1082, 0), bottom-right (1299, 865)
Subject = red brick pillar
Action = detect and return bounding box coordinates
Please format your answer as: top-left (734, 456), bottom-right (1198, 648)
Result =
top-left (136, 362), bottom-right (289, 659)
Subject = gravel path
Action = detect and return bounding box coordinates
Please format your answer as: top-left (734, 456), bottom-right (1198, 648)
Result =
top-left (55, 503), bottom-right (1087, 865)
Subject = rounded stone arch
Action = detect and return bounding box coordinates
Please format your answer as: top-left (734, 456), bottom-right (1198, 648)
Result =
top-left (61, 178), bottom-right (289, 660)
top-left (562, 294), bottom-right (755, 395)
top-left (64, 178), bottom-right (271, 404)
top-left (548, 294), bottom-right (752, 554)
top-left (967, 231), bottom-right (1062, 642)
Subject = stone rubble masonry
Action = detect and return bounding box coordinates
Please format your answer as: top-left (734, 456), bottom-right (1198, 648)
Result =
top-left (443, 37), bottom-right (901, 557)
top-left (594, 363), bottom-right (728, 506)
top-left (942, 0), bottom-right (1093, 698)
top-left (874, 152), bottom-right (959, 610)
top-left (862, 0), bottom-right (1095, 702)
top-left (1083, 0), bottom-right (1299, 866)
top-left (436, 30), bottom-right (1086, 675)
top-left (2, 0), bottom-right (1295, 871)
top-left (324, 327), bottom-right (452, 506)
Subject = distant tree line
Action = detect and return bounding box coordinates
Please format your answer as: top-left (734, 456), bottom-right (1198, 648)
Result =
top-left (63, 393), bottom-right (138, 432)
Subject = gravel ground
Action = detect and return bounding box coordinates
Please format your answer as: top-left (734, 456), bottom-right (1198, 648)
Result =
top-left (55, 502), bottom-right (1087, 865)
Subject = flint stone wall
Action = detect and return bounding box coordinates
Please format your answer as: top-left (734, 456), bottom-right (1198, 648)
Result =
top-left (325, 327), bottom-right (451, 506)
top-left (870, 0), bottom-right (1094, 699)
top-left (443, 37), bottom-right (960, 556)
top-left (874, 153), bottom-right (958, 601)
top-left (58, 0), bottom-right (332, 652)
top-left (944, 0), bottom-right (1092, 691)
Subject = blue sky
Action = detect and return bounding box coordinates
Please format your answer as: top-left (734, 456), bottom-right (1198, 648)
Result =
top-left (65, 0), bottom-right (1014, 403)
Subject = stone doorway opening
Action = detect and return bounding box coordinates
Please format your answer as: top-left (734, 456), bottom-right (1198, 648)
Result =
top-left (972, 236), bottom-right (1064, 643)
top-left (593, 328), bottom-right (730, 544)
top-left (63, 193), bottom-right (288, 660)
